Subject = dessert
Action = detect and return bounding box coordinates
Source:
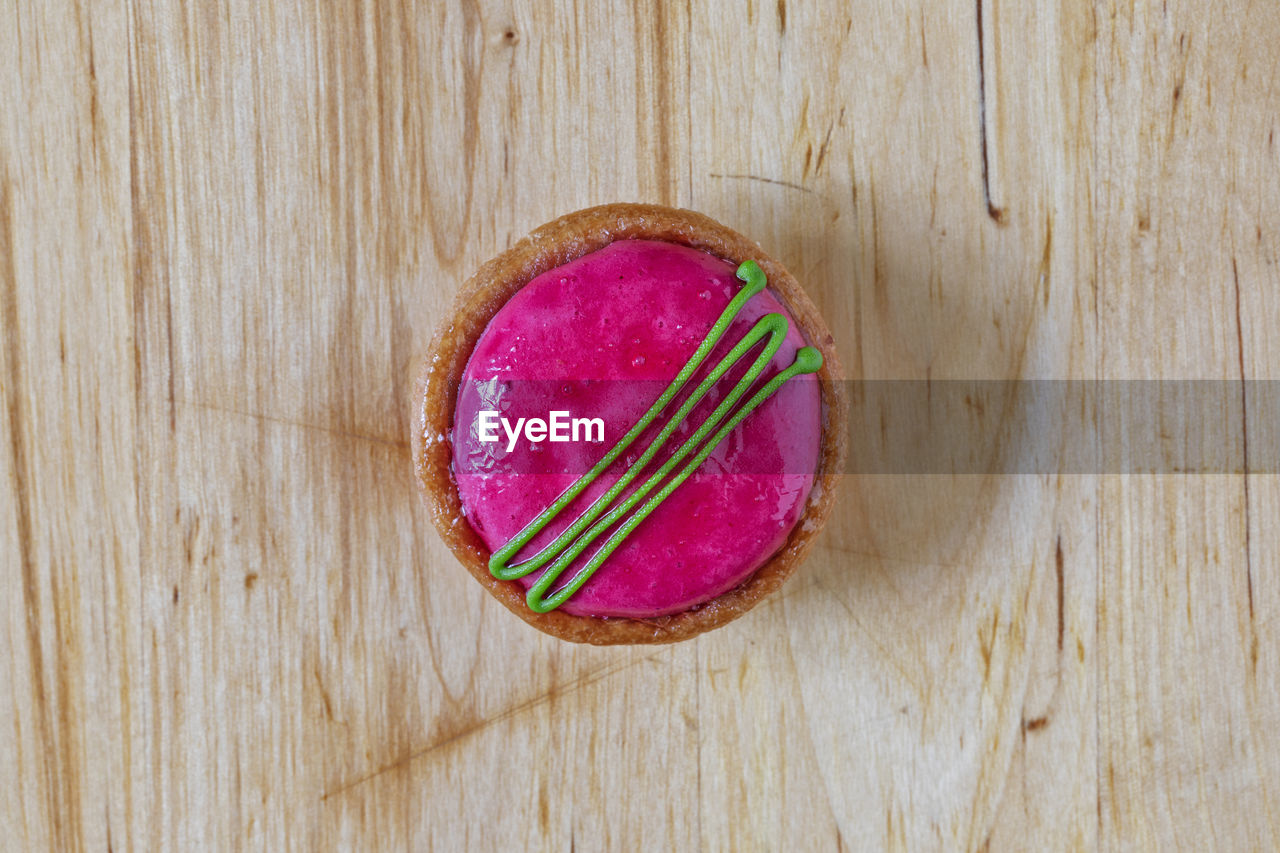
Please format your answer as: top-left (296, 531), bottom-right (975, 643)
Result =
top-left (413, 204), bottom-right (847, 644)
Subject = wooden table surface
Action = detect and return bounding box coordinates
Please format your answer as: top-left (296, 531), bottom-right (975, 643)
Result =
top-left (3, 1), bottom-right (1278, 849)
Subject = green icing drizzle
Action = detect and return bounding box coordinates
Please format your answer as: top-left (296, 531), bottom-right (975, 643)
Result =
top-left (488, 260), bottom-right (822, 613)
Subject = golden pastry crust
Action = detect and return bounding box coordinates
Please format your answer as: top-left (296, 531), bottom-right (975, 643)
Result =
top-left (411, 203), bottom-right (848, 644)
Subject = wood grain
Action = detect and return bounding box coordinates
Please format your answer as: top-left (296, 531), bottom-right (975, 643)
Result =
top-left (2, 0), bottom-right (1277, 849)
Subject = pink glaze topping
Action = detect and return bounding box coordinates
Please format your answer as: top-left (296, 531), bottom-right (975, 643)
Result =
top-left (452, 240), bottom-right (821, 618)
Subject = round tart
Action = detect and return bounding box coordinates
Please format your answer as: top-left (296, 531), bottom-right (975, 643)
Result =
top-left (413, 203), bottom-right (847, 644)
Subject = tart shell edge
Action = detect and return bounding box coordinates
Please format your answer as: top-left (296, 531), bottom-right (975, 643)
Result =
top-left (411, 203), bottom-right (849, 645)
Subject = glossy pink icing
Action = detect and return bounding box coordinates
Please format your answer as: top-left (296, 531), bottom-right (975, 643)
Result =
top-left (452, 239), bottom-right (821, 618)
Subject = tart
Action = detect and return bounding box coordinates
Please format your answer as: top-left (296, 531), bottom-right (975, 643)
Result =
top-left (412, 203), bottom-right (847, 644)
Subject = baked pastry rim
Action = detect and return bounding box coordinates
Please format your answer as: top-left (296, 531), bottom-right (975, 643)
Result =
top-left (411, 202), bottom-right (848, 645)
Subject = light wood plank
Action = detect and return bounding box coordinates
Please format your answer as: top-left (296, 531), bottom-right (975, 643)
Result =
top-left (1, 2), bottom-right (139, 850)
top-left (1095, 1), bottom-right (1280, 847)
top-left (4, 0), bottom-right (1279, 849)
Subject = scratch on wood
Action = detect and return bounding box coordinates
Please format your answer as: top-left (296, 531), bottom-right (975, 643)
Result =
top-left (1096, 769), bottom-right (1105, 839)
top-left (978, 608), bottom-right (998, 684)
top-left (321, 569), bottom-right (829, 803)
top-left (817, 540), bottom-right (1035, 574)
top-left (86, 16), bottom-right (101, 154)
top-left (975, 0), bottom-right (1005, 223)
top-left (163, 280), bottom-right (175, 430)
top-left (1055, 535), bottom-right (1065, 651)
top-left (127, 36), bottom-right (177, 434)
top-left (871, 180), bottom-right (886, 308)
top-left (814, 120), bottom-right (834, 175)
top-left (3, 168), bottom-right (66, 851)
top-left (1231, 257), bottom-right (1255, 627)
top-left (810, 575), bottom-right (927, 698)
top-left (709, 172), bottom-right (815, 194)
top-left (178, 399), bottom-right (409, 451)
top-left (1040, 214), bottom-right (1054, 307)
top-left (1165, 35), bottom-right (1192, 149)
top-left (314, 667), bottom-right (338, 723)
top-left (319, 651), bottom-right (666, 801)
